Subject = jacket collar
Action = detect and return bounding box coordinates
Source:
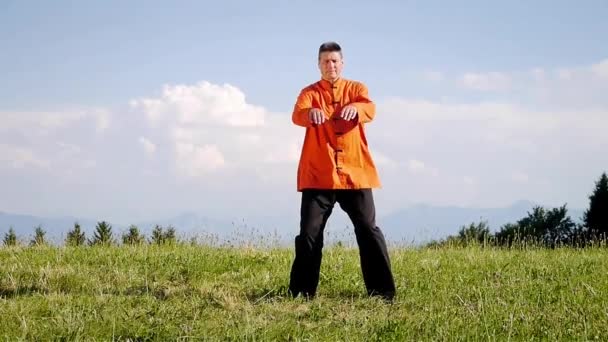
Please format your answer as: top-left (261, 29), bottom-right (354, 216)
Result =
top-left (318, 77), bottom-right (345, 91)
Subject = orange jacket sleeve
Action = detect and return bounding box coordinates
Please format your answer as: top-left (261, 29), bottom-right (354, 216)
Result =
top-left (350, 82), bottom-right (376, 123)
top-left (292, 89), bottom-right (313, 127)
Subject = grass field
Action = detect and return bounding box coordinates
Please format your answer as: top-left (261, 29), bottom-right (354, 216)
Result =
top-left (1, 241), bottom-right (608, 340)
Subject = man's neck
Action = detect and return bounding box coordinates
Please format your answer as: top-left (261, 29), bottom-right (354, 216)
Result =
top-left (322, 76), bottom-right (341, 83)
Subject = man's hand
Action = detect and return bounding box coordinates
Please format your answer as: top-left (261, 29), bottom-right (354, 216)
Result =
top-left (340, 105), bottom-right (358, 120)
top-left (309, 108), bottom-right (326, 125)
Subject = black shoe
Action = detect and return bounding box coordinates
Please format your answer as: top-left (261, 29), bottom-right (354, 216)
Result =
top-left (288, 287), bottom-right (316, 300)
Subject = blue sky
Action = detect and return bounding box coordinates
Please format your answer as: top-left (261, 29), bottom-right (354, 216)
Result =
top-left (3, 1), bottom-right (606, 109)
top-left (1, 1), bottom-right (607, 224)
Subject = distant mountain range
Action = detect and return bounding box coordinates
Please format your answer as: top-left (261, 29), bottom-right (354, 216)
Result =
top-left (0, 200), bottom-right (585, 246)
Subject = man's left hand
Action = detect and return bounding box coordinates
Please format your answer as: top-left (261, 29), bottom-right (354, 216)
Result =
top-left (340, 105), bottom-right (357, 121)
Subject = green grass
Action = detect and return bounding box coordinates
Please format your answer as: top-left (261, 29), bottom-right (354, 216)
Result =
top-left (1, 242), bottom-right (608, 340)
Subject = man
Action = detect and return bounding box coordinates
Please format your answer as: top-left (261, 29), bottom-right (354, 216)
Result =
top-left (288, 41), bottom-right (396, 301)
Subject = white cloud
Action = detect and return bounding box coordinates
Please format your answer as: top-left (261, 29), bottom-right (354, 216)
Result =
top-left (407, 159), bottom-right (439, 177)
top-left (556, 68), bottom-right (573, 80)
top-left (82, 160), bottom-right (96, 169)
top-left (440, 58), bottom-right (608, 111)
top-left (56, 142), bottom-right (82, 156)
top-left (236, 133), bottom-right (262, 145)
top-left (263, 141), bottom-right (301, 164)
top-left (373, 70), bottom-right (608, 207)
top-left (130, 81), bottom-right (265, 127)
top-left (378, 96), bottom-right (608, 147)
top-left (372, 151), bottom-right (398, 167)
top-left (0, 144), bottom-right (50, 169)
top-left (0, 108), bottom-right (110, 135)
top-left (0, 108), bottom-right (106, 176)
top-left (378, 98), bottom-right (564, 138)
top-left (408, 159), bottom-right (425, 172)
top-left (138, 136), bottom-right (156, 156)
top-left (511, 171), bottom-right (530, 183)
top-left (94, 109), bottom-right (111, 132)
top-left (131, 81), bottom-right (302, 182)
top-left (175, 143), bottom-right (225, 177)
top-left (0, 111), bottom-right (83, 131)
top-left (53, 142), bottom-right (97, 173)
top-left (461, 72), bottom-right (511, 91)
top-left (531, 67), bottom-right (545, 81)
top-left (591, 59), bottom-right (608, 79)
top-left (463, 176), bottom-right (476, 185)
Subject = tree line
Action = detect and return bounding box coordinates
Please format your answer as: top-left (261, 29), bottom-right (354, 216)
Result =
top-left (2, 222), bottom-right (180, 247)
top-left (427, 172), bottom-right (608, 248)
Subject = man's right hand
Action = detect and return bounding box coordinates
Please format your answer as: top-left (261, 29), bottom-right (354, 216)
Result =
top-left (309, 108), bottom-right (326, 125)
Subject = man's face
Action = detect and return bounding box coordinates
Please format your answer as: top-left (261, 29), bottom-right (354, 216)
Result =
top-left (318, 51), bottom-right (343, 81)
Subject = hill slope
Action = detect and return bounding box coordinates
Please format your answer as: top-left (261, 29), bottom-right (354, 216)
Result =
top-left (0, 244), bottom-right (606, 340)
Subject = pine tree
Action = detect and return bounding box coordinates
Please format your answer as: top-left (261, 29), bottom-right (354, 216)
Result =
top-left (150, 224), bottom-right (165, 245)
top-left (457, 220), bottom-right (491, 245)
top-left (3, 227), bottom-right (17, 246)
top-left (89, 221), bottom-right (114, 246)
top-left (164, 225), bottom-right (177, 244)
top-left (494, 204), bottom-right (576, 247)
top-left (122, 225), bottom-right (145, 245)
top-left (149, 225), bottom-right (177, 245)
top-left (583, 172), bottom-right (608, 238)
top-left (66, 222), bottom-right (86, 246)
top-left (30, 225), bottom-right (47, 246)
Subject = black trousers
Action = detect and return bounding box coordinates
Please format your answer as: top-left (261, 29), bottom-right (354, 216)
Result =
top-left (288, 188), bottom-right (396, 300)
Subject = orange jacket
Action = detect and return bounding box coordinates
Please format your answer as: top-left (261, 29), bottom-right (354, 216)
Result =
top-left (292, 77), bottom-right (381, 191)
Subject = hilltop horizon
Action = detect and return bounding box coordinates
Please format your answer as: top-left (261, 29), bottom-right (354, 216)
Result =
top-left (0, 199), bottom-right (586, 246)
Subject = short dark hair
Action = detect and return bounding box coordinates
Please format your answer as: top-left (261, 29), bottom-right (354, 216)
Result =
top-left (318, 41), bottom-right (342, 59)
